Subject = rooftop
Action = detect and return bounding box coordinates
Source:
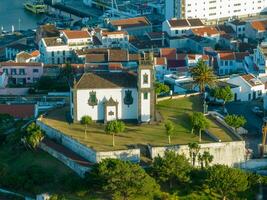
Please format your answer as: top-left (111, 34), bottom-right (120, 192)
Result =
top-left (74, 72), bottom-right (137, 89)
top-left (62, 30), bottom-right (91, 39)
top-left (110, 16), bottom-right (151, 28)
top-left (168, 18), bottom-right (204, 28)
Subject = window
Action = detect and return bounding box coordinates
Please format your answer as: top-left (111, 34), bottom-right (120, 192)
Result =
top-left (258, 90), bottom-right (262, 96)
top-left (143, 73), bottom-right (148, 84)
top-left (3, 69), bottom-right (8, 75)
top-left (144, 92), bottom-right (148, 100)
top-left (19, 68), bottom-right (25, 75)
top-left (33, 69), bottom-right (39, 73)
top-left (11, 69), bottom-right (16, 75)
top-left (51, 51), bottom-right (54, 57)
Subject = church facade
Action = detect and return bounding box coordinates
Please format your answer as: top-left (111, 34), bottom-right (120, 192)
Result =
top-left (70, 59), bottom-right (155, 123)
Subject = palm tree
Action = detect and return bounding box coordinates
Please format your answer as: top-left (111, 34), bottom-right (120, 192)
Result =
top-left (190, 59), bottom-right (216, 93)
top-left (188, 142), bottom-right (200, 167)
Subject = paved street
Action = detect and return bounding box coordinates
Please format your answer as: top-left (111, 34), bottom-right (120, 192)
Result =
top-left (226, 100), bottom-right (263, 156)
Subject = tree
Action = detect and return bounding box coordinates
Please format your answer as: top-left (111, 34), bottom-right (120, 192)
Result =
top-left (24, 122), bottom-right (44, 150)
top-left (60, 62), bottom-right (75, 86)
top-left (191, 112), bottom-right (209, 142)
top-left (214, 86), bottom-right (234, 112)
top-left (155, 82), bottom-right (170, 95)
top-left (86, 159), bottom-right (159, 200)
top-left (164, 120), bottom-right (174, 144)
top-left (206, 165), bottom-right (248, 200)
top-left (198, 151), bottom-right (214, 168)
top-left (151, 151), bottom-right (191, 189)
top-left (188, 142), bottom-right (201, 167)
top-left (105, 120), bottom-right (125, 147)
top-left (190, 59), bottom-right (216, 93)
top-left (224, 114), bottom-right (247, 133)
top-left (80, 115), bottom-right (92, 137)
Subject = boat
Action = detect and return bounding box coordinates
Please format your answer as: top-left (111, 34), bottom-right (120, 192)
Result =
top-left (24, 0), bottom-right (47, 14)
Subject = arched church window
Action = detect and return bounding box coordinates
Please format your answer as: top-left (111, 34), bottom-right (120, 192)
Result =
top-left (88, 91), bottom-right (98, 107)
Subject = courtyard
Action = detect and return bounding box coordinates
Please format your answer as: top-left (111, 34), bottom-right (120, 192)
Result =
top-left (41, 96), bottom-right (238, 152)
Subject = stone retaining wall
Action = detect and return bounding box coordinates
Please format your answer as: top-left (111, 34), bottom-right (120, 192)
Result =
top-left (39, 142), bottom-right (89, 177)
top-left (37, 120), bottom-right (140, 163)
top-left (148, 141), bottom-right (246, 167)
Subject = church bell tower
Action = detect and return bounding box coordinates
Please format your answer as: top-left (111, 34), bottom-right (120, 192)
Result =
top-left (138, 52), bottom-right (155, 123)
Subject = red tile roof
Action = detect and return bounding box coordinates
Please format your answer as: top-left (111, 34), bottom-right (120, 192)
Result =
top-left (110, 17), bottom-right (151, 28)
top-left (241, 74), bottom-right (263, 87)
top-left (0, 62), bottom-right (43, 67)
top-left (155, 57), bottom-right (166, 65)
top-left (0, 104), bottom-right (35, 119)
top-left (251, 20), bottom-right (267, 31)
top-left (191, 27), bottom-right (220, 37)
top-left (62, 30), bottom-right (91, 39)
top-left (160, 48), bottom-right (176, 60)
top-left (218, 52), bottom-right (235, 60)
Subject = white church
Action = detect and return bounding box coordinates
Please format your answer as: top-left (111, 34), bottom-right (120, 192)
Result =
top-left (70, 56), bottom-right (155, 123)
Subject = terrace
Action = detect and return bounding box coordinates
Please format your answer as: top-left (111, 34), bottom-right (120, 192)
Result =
top-left (41, 96), bottom-right (238, 152)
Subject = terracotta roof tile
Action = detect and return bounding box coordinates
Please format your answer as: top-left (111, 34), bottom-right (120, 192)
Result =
top-left (62, 30), bottom-right (91, 39)
top-left (251, 20), bottom-right (267, 31)
top-left (160, 48), bottom-right (176, 60)
top-left (85, 54), bottom-right (107, 63)
top-left (155, 57), bottom-right (166, 65)
top-left (75, 72), bottom-right (137, 89)
top-left (0, 104), bottom-right (35, 119)
top-left (168, 18), bottom-right (204, 28)
top-left (219, 52), bottom-right (235, 60)
top-left (109, 49), bottom-right (128, 62)
top-left (241, 74), bottom-right (263, 87)
top-left (110, 17), bottom-right (151, 28)
top-left (191, 27), bottom-right (220, 37)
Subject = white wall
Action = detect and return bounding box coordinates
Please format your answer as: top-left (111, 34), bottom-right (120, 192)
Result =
top-left (149, 141), bottom-right (246, 167)
top-left (166, 0), bottom-right (267, 21)
top-left (76, 88), bottom-right (138, 121)
top-left (37, 120), bottom-right (140, 163)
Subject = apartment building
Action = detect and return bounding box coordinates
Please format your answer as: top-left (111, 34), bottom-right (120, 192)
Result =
top-left (165, 0), bottom-right (267, 22)
top-left (39, 30), bottom-right (92, 64)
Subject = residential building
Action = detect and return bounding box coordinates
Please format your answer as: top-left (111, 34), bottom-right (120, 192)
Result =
top-left (5, 43), bottom-right (35, 60)
top-left (165, 0), bottom-right (267, 22)
top-left (35, 24), bottom-right (60, 44)
top-left (162, 18), bottom-right (204, 37)
top-left (109, 17), bottom-right (152, 36)
top-left (70, 55), bottom-right (155, 123)
top-left (227, 20), bottom-right (246, 38)
top-left (0, 62), bottom-right (44, 85)
top-left (216, 52), bottom-right (250, 75)
top-left (94, 29), bottom-right (129, 49)
top-left (15, 50), bottom-right (40, 63)
top-left (254, 42), bottom-right (267, 74)
top-left (245, 19), bottom-right (267, 40)
top-left (227, 74), bottom-right (265, 101)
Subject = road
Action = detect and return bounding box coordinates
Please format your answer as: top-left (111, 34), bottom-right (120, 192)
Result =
top-left (226, 101), bottom-right (263, 156)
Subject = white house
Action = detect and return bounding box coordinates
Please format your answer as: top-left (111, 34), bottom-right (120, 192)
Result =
top-left (227, 20), bottom-right (246, 38)
top-left (39, 30), bottom-right (92, 64)
top-left (216, 52), bottom-right (250, 75)
top-left (254, 42), bottom-right (267, 74)
top-left (245, 19), bottom-right (267, 40)
top-left (227, 74), bottom-right (265, 101)
top-left (70, 57), bottom-right (155, 123)
top-left (94, 29), bottom-right (129, 49)
top-left (162, 18), bottom-right (204, 37)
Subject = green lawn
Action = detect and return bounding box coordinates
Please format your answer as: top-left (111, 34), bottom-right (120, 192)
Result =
top-left (42, 96), bottom-right (236, 152)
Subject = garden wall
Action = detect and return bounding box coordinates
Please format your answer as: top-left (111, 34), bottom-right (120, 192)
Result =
top-left (39, 142), bottom-right (89, 177)
top-left (37, 120), bottom-right (140, 163)
top-left (148, 141), bottom-right (246, 167)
